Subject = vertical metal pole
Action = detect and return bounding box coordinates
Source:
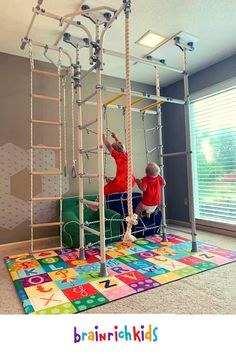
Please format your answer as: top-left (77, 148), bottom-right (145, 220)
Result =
top-left (183, 49), bottom-right (197, 252)
top-left (77, 48), bottom-right (86, 259)
top-left (58, 49), bottom-right (63, 249)
top-left (142, 112), bottom-right (149, 164)
top-left (96, 24), bottom-right (107, 276)
top-left (156, 68), bottom-right (167, 242)
top-left (29, 43), bottom-right (34, 253)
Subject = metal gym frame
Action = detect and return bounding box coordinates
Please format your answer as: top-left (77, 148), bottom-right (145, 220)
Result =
top-left (21, 0), bottom-right (197, 276)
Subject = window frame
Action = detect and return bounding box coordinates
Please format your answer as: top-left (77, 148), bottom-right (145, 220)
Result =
top-left (190, 76), bottom-right (236, 233)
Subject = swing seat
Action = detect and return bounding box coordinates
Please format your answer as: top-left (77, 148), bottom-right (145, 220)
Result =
top-left (62, 196), bottom-right (122, 248)
top-left (105, 192), bottom-right (162, 238)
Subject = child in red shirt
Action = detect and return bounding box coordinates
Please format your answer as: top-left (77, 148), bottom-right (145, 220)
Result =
top-left (135, 162), bottom-right (166, 218)
top-left (88, 132), bottom-right (136, 211)
top-left (103, 132), bottom-right (136, 195)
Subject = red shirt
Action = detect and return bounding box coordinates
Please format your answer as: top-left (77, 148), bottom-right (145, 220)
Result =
top-left (111, 149), bottom-right (136, 189)
top-left (141, 175), bottom-right (165, 206)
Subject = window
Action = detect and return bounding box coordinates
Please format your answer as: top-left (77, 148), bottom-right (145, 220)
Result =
top-left (190, 85), bottom-right (236, 225)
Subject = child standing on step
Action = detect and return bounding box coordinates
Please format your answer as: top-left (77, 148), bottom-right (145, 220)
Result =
top-left (135, 162), bottom-right (166, 218)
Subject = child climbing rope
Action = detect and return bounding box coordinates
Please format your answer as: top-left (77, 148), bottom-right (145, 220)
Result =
top-left (88, 132), bottom-right (136, 211)
top-left (135, 162), bottom-right (166, 218)
top-left (103, 132), bottom-right (136, 195)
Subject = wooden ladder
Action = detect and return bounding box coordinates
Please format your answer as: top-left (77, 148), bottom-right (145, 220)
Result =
top-left (30, 66), bottom-right (63, 252)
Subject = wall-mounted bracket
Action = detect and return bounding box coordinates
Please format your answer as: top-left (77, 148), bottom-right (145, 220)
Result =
top-left (174, 32), bottom-right (199, 52)
top-left (63, 32), bottom-right (89, 49)
top-left (81, 4), bottom-right (114, 25)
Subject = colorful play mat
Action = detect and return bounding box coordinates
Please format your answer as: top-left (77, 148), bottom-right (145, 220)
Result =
top-left (4, 234), bottom-right (236, 314)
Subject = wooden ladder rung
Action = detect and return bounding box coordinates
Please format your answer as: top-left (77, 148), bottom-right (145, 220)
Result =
top-left (32, 68), bottom-right (60, 78)
top-left (32, 94), bottom-right (60, 102)
top-left (140, 100), bottom-right (163, 112)
top-left (31, 145), bottom-right (62, 151)
top-left (124, 97), bottom-right (145, 109)
top-left (31, 196), bottom-right (62, 201)
top-left (103, 94), bottom-right (125, 106)
top-left (31, 120), bottom-right (61, 126)
top-left (31, 171), bottom-right (63, 176)
top-left (31, 222), bottom-right (63, 228)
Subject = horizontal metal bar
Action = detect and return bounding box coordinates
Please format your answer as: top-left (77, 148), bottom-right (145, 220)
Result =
top-left (79, 119), bottom-right (97, 130)
top-left (78, 91), bottom-right (96, 106)
top-left (83, 225), bottom-right (100, 237)
top-left (134, 126), bottom-right (159, 132)
top-left (79, 173), bottom-right (99, 178)
top-left (103, 86), bottom-right (185, 105)
top-left (81, 64), bottom-right (97, 81)
top-left (103, 48), bottom-right (184, 74)
top-left (80, 146), bottom-right (98, 154)
top-left (85, 101), bottom-right (158, 115)
top-left (162, 151), bottom-right (190, 157)
top-left (81, 199), bottom-right (99, 206)
top-left (85, 128), bottom-right (97, 135)
top-left (148, 147), bottom-right (158, 154)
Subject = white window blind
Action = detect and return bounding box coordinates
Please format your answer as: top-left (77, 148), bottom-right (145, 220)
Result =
top-left (190, 86), bottom-right (236, 225)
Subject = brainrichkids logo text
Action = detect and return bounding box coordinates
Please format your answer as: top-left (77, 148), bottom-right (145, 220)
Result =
top-left (74, 324), bottom-right (158, 343)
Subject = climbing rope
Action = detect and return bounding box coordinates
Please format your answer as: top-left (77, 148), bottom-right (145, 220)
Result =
top-left (123, 107), bottom-right (127, 147)
top-left (123, 3), bottom-right (137, 242)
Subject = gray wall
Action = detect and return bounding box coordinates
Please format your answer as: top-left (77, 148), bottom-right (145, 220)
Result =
top-left (162, 54), bottom-right (236, 222)
top-left (0, 52), bottom-right (157, 244)
top-left (1, 50), bottom-right (235, 243)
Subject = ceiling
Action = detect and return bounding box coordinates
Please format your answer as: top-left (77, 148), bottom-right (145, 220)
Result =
top-left (0, 0), bottom-right (236, 86)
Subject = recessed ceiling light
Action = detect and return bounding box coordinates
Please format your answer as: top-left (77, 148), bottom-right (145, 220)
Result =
top-left (136, 31), bottom-right (165, 48)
